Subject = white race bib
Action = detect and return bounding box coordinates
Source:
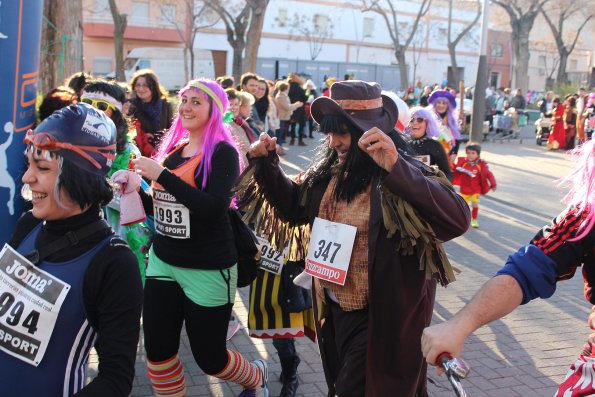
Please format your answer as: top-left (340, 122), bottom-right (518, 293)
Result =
top-left (256, 236), bottom-right (286, 275)
top-left (153, 188), bottom-right (191, 239)
top-left (305, 217), bottom-right (357, 285)
top-left (0, 244), bottom-right (70, 366)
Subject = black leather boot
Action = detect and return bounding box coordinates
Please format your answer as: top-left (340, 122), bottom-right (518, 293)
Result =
top-left (278, 356), bottom-right (300, 397)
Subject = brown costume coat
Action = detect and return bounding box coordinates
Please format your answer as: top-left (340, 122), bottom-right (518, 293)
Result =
top-left (248, 145), bottom-right (470, 397)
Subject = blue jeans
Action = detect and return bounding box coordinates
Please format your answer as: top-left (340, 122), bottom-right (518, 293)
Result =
top-left (277, 120), bottom-right (287, 144)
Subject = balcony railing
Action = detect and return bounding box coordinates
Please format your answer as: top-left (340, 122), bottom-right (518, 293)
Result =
top-left (84, 13), bottom-right (180, 29)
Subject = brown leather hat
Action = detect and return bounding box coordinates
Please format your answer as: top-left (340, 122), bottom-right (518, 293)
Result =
top-left (311, 80), bottom-right (399, 134)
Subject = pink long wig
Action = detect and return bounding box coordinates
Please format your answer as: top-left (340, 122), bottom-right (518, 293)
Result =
top-left (562, 138), bottom-right (595, 240)
top-left (154, 79), bottom-right (242, 189)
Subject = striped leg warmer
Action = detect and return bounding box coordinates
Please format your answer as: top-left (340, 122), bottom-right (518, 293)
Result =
top-left (146, 354), bottom-right (186, 397)
top-left (213, 349), bottom-right (261, 390)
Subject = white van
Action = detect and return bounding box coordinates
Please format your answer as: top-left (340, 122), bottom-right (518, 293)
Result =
top-left (117, 47), bottom-right (216, 91)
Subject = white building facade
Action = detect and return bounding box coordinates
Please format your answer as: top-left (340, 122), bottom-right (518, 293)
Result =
top-left (194, 0), bottom-right (483, 91)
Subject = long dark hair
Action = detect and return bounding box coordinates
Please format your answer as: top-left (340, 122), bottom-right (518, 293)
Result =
top-left (304, 115), bottom-right (385, 202)
top-left (129, 68), bottom-right (169, 103)
top-left (83, 80), bottom-right (129, 154)
top-left (254, 78), bottom-right (270, 121)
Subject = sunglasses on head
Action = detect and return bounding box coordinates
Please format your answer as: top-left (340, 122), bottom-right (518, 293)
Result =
top-left (80, 97), bottom-right (118, 113)
top-left (409, 117), bottom-right (425, 123)
top-left (24, 130), bottom-right (116, 170)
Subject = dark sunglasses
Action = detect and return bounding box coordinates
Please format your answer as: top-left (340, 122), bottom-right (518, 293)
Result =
top-left (409, 117), bottom-right (425, 123)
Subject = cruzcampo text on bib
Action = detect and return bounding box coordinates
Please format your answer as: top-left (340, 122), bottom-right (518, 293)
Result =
top-left (305, 217), bottom-right (357, 285)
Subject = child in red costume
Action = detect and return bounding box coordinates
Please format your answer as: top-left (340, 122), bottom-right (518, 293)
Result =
top-left (452, 142), bottom-right (497, 228)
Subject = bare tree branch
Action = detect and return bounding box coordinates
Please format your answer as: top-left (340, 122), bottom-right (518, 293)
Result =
top-left (540, 1), bottom-right (594, 85)
top-left (362, 0), bottom-right (433, 88)
top-left (491, 0), bottom-right (551, 91)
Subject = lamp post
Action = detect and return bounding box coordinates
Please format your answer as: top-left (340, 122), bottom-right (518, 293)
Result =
top-left (470, 0), bottom-right (490, 142)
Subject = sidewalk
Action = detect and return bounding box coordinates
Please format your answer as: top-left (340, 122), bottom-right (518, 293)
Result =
top-left (96, 130), bottom-right (587, 397)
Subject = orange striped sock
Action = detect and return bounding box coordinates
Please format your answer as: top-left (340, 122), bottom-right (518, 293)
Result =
top-left (146, 354), bottom-right (186, 397)
top-left (214, 350), bottom-right (261, 390)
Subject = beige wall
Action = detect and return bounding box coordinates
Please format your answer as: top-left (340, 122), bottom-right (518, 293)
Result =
top-left (82, 0), bottom-right (185, 77)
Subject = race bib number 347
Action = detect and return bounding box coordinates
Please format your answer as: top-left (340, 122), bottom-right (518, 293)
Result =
top-left (305, 217), bottom-right (357, 285)
top-left (0, 244), bottom-right (70, 366)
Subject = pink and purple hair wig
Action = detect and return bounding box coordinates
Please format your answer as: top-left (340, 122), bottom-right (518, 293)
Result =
top-left (563, 138), bottom-right (595, 240)
top-left (154, 79), bottom-right (241, 189)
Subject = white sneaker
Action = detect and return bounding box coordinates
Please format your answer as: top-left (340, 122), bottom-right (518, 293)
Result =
top-left (237, 359), bottom-right (269, 397)
top-left (0, 33), bottom-right (7, 39)
top-left (226, 316), bottom-right (242, 341)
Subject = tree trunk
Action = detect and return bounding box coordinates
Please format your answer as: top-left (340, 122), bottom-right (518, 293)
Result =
top-left (395, 49), bottom-right (408, 89)
top-left (244, 3), bottom-right (268, 73)
top-left (189, 46), bottom-right (195, 80)
top-left (40, 0), bottom-right (83, 94)
top-left (509, 16), bottom-right (534, 92)
top-left (183, 46), bottom-right (190, 82)
top-left (556, 50), bottom-right (569, 86)
top-left (449, 43), bottom-right (459, 85)
top-left (232, 44), bottom-right (245, 83)
top-left (40, 0), bottom-right (57, 94)
top-left (108, 0), bottom-right (127, 82)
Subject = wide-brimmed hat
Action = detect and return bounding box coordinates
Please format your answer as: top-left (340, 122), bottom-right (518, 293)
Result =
top-left (428, 89), bottom-right (456, 109)
top-left (311, 80), bottom-right (399, 134)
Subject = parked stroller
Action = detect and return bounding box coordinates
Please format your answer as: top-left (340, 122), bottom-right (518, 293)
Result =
top-left (535, 116), bottom-right (553, 146)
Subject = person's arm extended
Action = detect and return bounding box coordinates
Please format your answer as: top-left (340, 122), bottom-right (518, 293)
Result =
top-left (77, 243), bottom-right (143, 397)
top-left (422, 238), bottom-right (565, 366)
top-left (156, 143), bottom-right (240, 222)
top-left (242, 134), bottom-right (308, 225)
top-left (249, 151), bottom-right (308, 225)
top-left (421, 274), bottom-right (523, 366)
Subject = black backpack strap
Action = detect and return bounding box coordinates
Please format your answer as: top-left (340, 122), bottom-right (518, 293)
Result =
top-left (24, 219), bottom-right (113, 264)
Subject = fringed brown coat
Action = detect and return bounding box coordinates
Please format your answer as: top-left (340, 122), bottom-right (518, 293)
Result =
top-left (237, 144), bottom-right (470, 397)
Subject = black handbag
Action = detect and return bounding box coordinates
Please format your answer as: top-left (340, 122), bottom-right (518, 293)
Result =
top-left (228, 208), bottom-right (261, 288)
top-left (279, 260), bottom-right (312, 313)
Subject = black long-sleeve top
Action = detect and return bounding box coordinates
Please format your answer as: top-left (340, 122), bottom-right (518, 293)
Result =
top-left (141, 141), bottom-right (240, 269)
top-left (8, 208), bottom-right (143, 397)
top-left (410, 137), bottom-right (453, 181)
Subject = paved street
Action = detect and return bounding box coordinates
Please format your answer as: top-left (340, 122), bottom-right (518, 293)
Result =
top-left (90, 126), bottom-right (590, 396)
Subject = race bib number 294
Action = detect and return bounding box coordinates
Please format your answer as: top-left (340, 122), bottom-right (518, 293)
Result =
top-left (0, 245), bottom-right (70, 366)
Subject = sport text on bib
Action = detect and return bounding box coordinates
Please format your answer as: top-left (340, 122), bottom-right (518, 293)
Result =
top-left (0, 244), bottom-right (70, 366)
top-left (256, 236), bottom-right (287, 275)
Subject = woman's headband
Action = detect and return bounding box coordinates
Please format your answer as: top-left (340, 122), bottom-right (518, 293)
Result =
top-left (81, 91), bottom-right (122, 112)
top-left (188, 81), bottom-right (224, 114)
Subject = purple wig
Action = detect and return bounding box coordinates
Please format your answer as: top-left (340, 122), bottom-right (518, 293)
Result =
top-left (427, 91), bottom-right (461, 140)
top-left (562, 138), bottom-right (595, 241)
top-left (155, 78), bottom-right (241, 189)
top-left (404, 106), bottom-right (441, 139)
